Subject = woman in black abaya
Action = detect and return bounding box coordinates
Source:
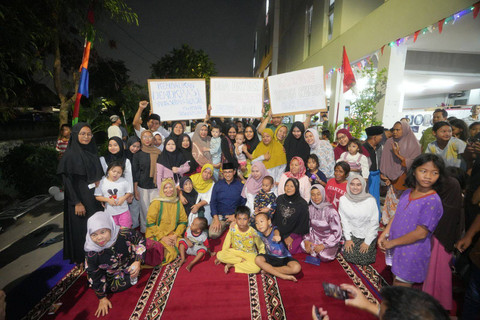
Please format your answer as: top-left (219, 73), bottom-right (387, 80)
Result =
top-left (57, 123), bottom-right (103, 266)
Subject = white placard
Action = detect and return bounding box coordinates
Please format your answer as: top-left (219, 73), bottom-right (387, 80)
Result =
top-left (210, 77), bottom-right (264, 118)
top-left (148, 79), bottom-right (207, 121)
top-left (267, 66), bottom-right (326, 116)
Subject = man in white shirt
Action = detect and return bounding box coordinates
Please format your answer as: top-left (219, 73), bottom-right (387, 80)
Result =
top-left (132, 100), bottom-right (170, 138)
top-left (463, 105), bottom-right (480, 127)
top-left (108, 115), bottom-right (123, 139)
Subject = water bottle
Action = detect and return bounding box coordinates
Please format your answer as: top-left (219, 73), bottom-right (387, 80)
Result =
top-left (384, 233), bottom-right (393, 266)
top-left (130, 265), bottom-right (138, 285)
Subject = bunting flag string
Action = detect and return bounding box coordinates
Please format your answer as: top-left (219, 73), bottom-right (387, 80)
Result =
top-left (325, 1), bottom-right (479, 80)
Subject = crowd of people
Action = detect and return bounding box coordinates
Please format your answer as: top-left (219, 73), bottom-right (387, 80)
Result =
top-left (55, 102), bottom-right (480, 318)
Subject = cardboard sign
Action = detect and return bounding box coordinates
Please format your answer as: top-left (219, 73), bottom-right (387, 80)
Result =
top-left (268, 66), bottom-right (326, 116)
top-left (210, 77), bottom-right (264, 118)
top-left (148, 79), bottom-right (207, 121)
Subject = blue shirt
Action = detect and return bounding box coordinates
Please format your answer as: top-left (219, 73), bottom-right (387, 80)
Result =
top-left (210, 179), bottom-right (246, 217)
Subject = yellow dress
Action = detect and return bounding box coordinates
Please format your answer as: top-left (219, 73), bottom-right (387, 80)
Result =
top-left (145, 179), bottom-right (188, 265)
top-left (216, 225), bottom-right (265, 274)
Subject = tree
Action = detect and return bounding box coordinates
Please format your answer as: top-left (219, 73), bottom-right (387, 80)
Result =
top-left (346, 64), bottom-right (387, 138)
top-left (0, 0), bottom-right (138, 126)
top-left (151, 44), bottom-right (217, 79)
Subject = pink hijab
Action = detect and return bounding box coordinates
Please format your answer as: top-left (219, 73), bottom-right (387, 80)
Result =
top-left (333, 128), bottom-right (370, 160)
top-left (380, 120), bottom-right (421, 181)
top-left (241, 161), bottom-right (267, 197)
top-left (285, 156), bottom-right (307, 180)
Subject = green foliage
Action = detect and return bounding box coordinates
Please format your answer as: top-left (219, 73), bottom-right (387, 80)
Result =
top-left (151, 44), bottom-right (217, 79)
top-left (326, 121), bottom-right (344, 143)
top-left (346, 64), bottom-right (387, 138)
top-left (0, 0), bottom-right (138, 123)
top-left (0, 144), bottom-right (61, 199)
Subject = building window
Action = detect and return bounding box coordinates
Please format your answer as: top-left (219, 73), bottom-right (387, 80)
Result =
top-left (306, 5), bottom-right (313, 57)
top-left (328, 0), bottom-right (335, 40)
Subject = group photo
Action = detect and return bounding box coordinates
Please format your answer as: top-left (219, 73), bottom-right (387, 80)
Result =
top-left (1, 0), bottom-right (480, 319)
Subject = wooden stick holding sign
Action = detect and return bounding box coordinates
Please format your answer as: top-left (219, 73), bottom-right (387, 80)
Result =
top-left (148, 79), bottom-right (207, 121)
top-left (267, 66), bottom-right (327, 116)
top-left (210, 77), bottom-right (264, 118)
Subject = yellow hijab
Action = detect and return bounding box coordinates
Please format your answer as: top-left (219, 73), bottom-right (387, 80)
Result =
top-left (252, 128), bottom-right (287, 169)
top-left (153, 178), bottom-right (178, 203)
top-left (190, 164), bottom-right (214, 193)
top-left (274, 124), bottom-right (288, 145)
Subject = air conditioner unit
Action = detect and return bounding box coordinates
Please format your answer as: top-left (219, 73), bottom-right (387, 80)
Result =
top-left (448, 91), bottom-right (465, 99)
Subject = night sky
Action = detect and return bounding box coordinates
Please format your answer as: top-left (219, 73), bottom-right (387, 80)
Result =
top-left (95, 0), bottom-right (262, 84)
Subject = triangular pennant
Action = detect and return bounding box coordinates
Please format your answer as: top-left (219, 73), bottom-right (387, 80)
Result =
top-left (438, 18), bottom-right (446, 33)
top-left (414, 30), bottom-right (420, 42)
top-left (381, 45), bottom-right (385, 55)
top-left (474, 3), bottom-right (480, 19)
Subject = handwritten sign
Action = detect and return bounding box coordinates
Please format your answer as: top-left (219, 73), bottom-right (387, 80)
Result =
top-left (210, 77), bottom-right (264, 118)
top-left (148, 79), bottom-right (207, 121)
top-left (267, 66), bottom-right (326, 116)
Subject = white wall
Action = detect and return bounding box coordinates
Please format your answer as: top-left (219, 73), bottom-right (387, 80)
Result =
top-left (403, 94), bottom-right (447, 109)
top-left (468, 89), bottom-right (480, 105)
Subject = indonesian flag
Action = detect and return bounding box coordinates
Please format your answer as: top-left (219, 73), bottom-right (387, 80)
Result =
top-left (342, 46), bottom-right (356, 93)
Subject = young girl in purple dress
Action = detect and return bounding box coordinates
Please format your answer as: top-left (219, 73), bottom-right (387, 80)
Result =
top-left (378, 154), bottom-right (445, 287)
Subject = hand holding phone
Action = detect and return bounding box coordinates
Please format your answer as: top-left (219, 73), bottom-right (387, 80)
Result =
top-left (322, 282), bottom-right (349, 300)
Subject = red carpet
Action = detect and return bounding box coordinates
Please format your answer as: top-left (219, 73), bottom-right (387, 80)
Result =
top-left (27, 234), bottom-right (389, 319)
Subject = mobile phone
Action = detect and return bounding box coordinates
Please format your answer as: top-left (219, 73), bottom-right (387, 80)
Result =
top-left (313, 305), bottom-right (324, 320)
top-left (322, 282), bottom-right (349, 300)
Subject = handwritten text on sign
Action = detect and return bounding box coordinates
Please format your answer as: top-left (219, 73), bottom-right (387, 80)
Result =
top-left (210, 78), bottom-right (264, 118)
top-left (267, 66), bottom-right (326, 115)
top-left (148, 79), bottom-right (207, 121)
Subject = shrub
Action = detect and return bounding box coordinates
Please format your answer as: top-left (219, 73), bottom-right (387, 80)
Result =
top-left (0, 144), bottom-right (61, 199)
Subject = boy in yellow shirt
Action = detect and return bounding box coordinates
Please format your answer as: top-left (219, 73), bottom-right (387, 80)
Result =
top-left (215, 206), bottom-right (265, 273)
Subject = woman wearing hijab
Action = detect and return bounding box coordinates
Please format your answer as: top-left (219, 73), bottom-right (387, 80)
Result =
top-left (156, 137), bottom-right (190, 185)
top-left (146, 179), bottom-right (188, 265)
top-left (191, 122), bottom-right (212, 167)
top-left (132, 130), bottom-right (161, 233)
top-left (304, 128), bottom-right (335, 178)
top-left (85, 212), bottom-right (146, 317)
top-left (277, 157), bottom-right (311, 202)
top-left (241, 124), bottom-right (261, 178)
top-left (284, 122), bottom-right (310, 172)
top-left (168, 121), bottom-right (185, 147)
top-left (179, 176), bottom-right (203, 222)
top-left (379, 120), bottom-right (421, 225)
top-left (184, 164), bottom-right (215, 224)
top-left (252, 128), bottom-right (287, 186)
top-left (301, 184), bottom-right (342, 262)
top-left (221, 124), bottom-right (238, 169)
top-left (125, 136), bottom-right (141, 162)
top-left (241, 162), bottom-right (268, 212)
top-left (179, 133), bottom-right (201, 175)
top-left (57, 122), bottom-right (103, 266)
top-left (334, 128), bottom-right (370, 160)
top-left (123, 136), bottom-right (141, 229)
top-left (274, 124), bottom-right (289, 145)
top-left (273, 178), bottom-right (310, 254)
top-left (100, 136), bottom-right (133, 186)
top-left (338, 174), bottom-right (378, 265)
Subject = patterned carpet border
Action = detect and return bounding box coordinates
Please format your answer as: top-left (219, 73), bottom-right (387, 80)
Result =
top-left (261, 273), bottom-right (286, 320)
top-left (144, 258), bottom-right (181, 320)
top-left (248, 274), bottom-right (262, 320)
top-left (22, 266), bottom-right (84, 320)
top-left (350, 263), bottom-right (389, 299)
top-left (129, 266), bottom-right (163, 320)
top-left (336, 254), bottom-right (379, 305)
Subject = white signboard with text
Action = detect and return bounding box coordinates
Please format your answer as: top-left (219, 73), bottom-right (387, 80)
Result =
top-left (267, 66), bottom-right (326, 116)
top-left (148, 79), bottom-right (207, 121)
top-left (210, 77), bottom-right (264, 118)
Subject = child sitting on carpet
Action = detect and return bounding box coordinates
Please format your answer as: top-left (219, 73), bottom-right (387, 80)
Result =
top-left (215, 206), bottom-right (265, 274)
top-left (253, 176), bottom-right (277, 226)
top-left (94, 160), bottom-right (133, 228)
top-left (85, 212), bottom-right (146, 317)
top-left (254, 212), bottom-right (301, 282)
top-left (179, 217), bottom-right (210, 272)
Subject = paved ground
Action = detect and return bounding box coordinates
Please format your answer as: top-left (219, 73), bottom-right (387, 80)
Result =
top-left (0, 199), bottom-right (64, 292)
